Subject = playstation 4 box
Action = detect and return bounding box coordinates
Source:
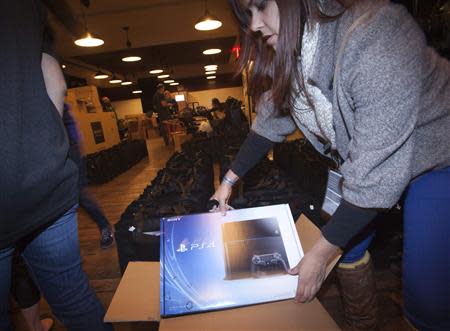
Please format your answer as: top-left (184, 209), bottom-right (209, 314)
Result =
top-left (160, 204), bottom-right (304, 317)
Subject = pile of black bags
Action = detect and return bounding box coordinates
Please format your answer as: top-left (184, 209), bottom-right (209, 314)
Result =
top-left (115, 144), bottom-right (214, 273)
top-left (86, 140), bottom-right (147, 184)
top-left (273, 138), bottom-right (337, 210)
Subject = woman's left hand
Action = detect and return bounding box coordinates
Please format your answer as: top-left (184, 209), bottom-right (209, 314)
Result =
top-left (288, 235), bottom-right (340, 303)
top-left (288, 251), bottom-right (327, 303)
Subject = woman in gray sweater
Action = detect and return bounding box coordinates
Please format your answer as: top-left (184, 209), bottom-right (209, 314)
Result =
top-left (211, 0), bottom-right (450, 330)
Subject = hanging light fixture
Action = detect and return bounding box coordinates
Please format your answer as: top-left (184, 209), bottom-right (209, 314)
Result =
top-left (121, 27), bottom-right (141, 62)
top-left (74, 1), bottom-right (104, 47)
top-left (94, 71), bottom-right (109, 79)
top-left (195, 0), bottom-right (222, 31)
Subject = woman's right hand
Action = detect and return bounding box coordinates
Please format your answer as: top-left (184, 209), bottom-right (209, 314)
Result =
top-left (209, 170), bottom-right (239, 215)
top-left (209, 181), bottom-right (233, 215)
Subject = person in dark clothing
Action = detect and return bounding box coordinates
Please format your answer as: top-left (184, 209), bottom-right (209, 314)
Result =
top-left (63, 105), bottom-right (114, 249)
top-left (10, 252), bottom-right (54, 331)
top-left (164, 90), bottom-right (179, 115)
top-left (152, 83), bottom-right (171, 145)
top-left (0, 1), bottom-right (113, 330)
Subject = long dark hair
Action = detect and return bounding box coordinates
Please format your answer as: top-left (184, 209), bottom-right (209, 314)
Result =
top-left (230, 0), bottom-right (347, 116)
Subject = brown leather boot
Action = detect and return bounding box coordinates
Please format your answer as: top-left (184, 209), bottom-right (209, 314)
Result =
top-left (336, 251), bottom-right (378, 331)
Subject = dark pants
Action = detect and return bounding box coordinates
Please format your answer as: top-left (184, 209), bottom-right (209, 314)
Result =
top-left (10, 253), bottom-right (40, 309)
top-left (79, 188), bottom-right (109, 230)
top-left (76, 155), bottom-right (109, 231)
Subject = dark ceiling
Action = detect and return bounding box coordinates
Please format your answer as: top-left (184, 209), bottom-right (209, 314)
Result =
top-left (46, 0), bottom-right (450, 98)
top-left (73, 36), bottom-right (238, 79)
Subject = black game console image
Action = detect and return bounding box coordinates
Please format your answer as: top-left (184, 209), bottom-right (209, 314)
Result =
top-left (222, 218), bottom-right (289, 280)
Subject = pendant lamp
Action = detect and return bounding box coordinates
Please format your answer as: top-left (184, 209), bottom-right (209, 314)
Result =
top-left (195, 0), bottom-right (222, 31)
top-left (121, 27), bottom-right (141, 62)
top-left (74, 1), bottom-right (104, 47)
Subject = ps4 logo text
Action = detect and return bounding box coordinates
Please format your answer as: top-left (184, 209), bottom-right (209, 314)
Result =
top-left (176, 241), bottom-right (215, 253)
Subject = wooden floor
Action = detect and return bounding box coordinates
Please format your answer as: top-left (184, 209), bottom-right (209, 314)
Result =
top-left (12, 134), bottom-right (414, 331)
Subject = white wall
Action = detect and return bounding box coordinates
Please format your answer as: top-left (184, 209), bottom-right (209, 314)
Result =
top-left (186, 87), bottom-right (244, 108)
top-left (111, 99), bottom-right (144, 119)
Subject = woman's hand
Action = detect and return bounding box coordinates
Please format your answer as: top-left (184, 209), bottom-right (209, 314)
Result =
top-left (288, 236), bottom-right (340, 303)
top-left (209, 181), bottom-right (233, 215)
top-left (209, 170), bottom-right (239, 215)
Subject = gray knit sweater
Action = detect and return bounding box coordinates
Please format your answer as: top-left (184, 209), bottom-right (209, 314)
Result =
top-left (251, 0), bottom-right (450, 208)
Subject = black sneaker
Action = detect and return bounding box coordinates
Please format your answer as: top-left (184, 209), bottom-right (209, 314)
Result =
top-left (100, 226), bottom-right (114, 249)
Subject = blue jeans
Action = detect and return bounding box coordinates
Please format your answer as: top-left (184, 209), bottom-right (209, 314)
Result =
top-left (0, 205), bottom-right (113, 331)
top-left (403, 167), bottom-right (450, 331)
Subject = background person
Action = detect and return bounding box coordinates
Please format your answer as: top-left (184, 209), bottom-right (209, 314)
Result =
top-left (211, 0), bottom-right (450, 330)
top-left (63, 105), bottom-right (114, 249)
top-left (152, 83), bottom-right (171, 145)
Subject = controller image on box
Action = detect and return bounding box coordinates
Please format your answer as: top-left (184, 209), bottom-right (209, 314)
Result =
top-left (250, 252), bottom-right (288, 278)
top-left (222, 218), bottom-right (289, 280)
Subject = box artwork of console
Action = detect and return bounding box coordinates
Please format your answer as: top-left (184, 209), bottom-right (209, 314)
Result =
top-left (160, 204), bottom-right (304, 317)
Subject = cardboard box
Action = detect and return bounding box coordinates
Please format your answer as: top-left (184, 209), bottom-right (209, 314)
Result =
top-left (105, 214), bottom-right (341, 330)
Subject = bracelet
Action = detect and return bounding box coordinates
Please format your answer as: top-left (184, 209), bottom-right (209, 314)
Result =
top-left (223, 175), bottom-right (237, 186)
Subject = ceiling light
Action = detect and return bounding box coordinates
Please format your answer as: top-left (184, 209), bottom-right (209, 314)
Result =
top-left (75, 32), bottom-right (104, 47)
top-left (206, 75), bottom-right (216, 80)
top-left (164, 79), bottom-right (175, 84)
top-left (61, 64), bottom-right (66, 69)
top-left (121, 80), bottom-right (132, 86)
top-left (204, 65), bottom-right (218, 70)
top-left (170, 82), bottom-right (179, 86)
top-left (203, 48), bottom-right (222, 55)
top-left (121, 26), bottom-right (141, 63)
top-left (122, 56), bottom-right (141, 62)
top-left (149, 69), bottom-right (164, 74)
top-left (94, 71), bottom-right (109, 79)
top-left (132, 90), bottom-right (142, 94)
top-left (109, 75), bottom-right (122, 84)
top-left (157, 74), bottom-right (170, 79)
top-left (195, 1), bottom-right (222, 31)
top-left (74, 4), bottom-right (104, 48)
top-left (205, 71), bottom-right (216, 75)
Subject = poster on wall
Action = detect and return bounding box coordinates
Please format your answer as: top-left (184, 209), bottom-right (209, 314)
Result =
top-left (160, 204), bottom-right (303, 317)
top-left (91, 121), bottom-right (105, 144)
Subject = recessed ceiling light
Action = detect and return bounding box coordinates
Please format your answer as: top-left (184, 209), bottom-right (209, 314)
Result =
top-left (205, 71), bottom-right (216, 75)
top-left (74, 32), bottom-right (104, 47)
top-left (94, 71), bottom-right (109, 79)
top-left (149, 69), bottom-right (164, 74)
top-left (164, 79), bottom-right (175, 83)
top-left (203, 48), bottom-right (222, 55)
top-left (122, 56), bottom-right (142, 62)
top-left (61, 64), bottom-right (66, 69)
top-left (157, 74), bottom-right (170, 79)
top-left (204, 65), bottom-right (218, 70)
top-left (132, 90), bottom-right (142, 94)
top-left (121, 81), bottom-right (132, 86)
top-left (109, 78), bottom-right (122, 84)
top-left (170, 82), bottom-right (179, 86)
top-left (206, 75), bottom-right (216, 80)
